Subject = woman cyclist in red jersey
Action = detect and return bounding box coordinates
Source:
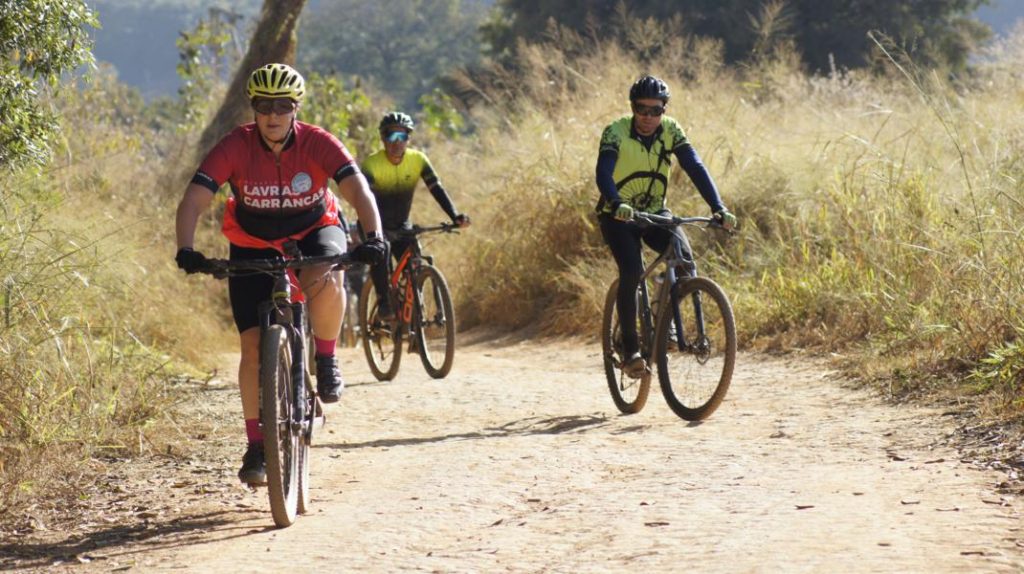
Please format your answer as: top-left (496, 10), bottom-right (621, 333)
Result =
top-left (174, 63), bottom-right (387, 486)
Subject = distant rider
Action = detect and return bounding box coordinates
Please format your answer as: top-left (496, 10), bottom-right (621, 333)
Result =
top-left (359, 112), bottom-right (470, 322)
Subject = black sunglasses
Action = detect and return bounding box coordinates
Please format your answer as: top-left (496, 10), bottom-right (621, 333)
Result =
top-left (632, 103), bottom-right (666, 117)
top-left (252, 98), bottom-right (297, 115)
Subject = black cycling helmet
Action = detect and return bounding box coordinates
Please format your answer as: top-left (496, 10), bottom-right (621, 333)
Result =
top-left (379, 111), bottom-right (415, 134)
top-left (629, 75), bottom-right (670, 103)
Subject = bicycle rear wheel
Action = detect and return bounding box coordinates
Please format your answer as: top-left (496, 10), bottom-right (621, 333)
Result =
top-left (601, 280), bottom-right (651, 414)
top-left (261, 324), bottom-right (300, 527)
top-left (341, 288), bottom-right (360, 348)
top-left (359, 280), bottom-right (402, 381)
top-left (415, 265), bottom-right (455, 378)
top-left (654, 277), bottom-right (736, 421)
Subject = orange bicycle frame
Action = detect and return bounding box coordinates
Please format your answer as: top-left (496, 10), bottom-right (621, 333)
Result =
top-left (389, 245), bottom-right (416, 323)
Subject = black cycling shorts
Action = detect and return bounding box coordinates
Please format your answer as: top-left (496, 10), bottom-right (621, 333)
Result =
top-left (228, 225), bottom-right (348, 333)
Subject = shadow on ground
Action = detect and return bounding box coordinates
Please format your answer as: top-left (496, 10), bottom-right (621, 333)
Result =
top-left (324, 412), bottom-right (637, 451)
top-left (0, 508), bottom-right (271, 571)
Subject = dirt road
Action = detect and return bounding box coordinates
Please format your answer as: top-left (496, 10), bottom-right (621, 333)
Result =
top-left (6, 334), bottom-right (1024, 572)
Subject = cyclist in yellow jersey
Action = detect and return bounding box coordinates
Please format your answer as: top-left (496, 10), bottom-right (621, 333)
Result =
top-left (596, 75), bottom-right (737, 378)
top-left (360, 112), bottom-right (470, 321)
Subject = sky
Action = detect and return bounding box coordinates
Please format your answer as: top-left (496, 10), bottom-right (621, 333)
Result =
top-left (976, 0), bottom-right (1024, 35)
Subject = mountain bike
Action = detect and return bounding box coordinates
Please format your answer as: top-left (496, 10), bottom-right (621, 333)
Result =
top-left (359, 223), bottom-right (457, 381)
top-left (198, 250), bottom-right (357, 528)
top-left (601, 211), bottom-right (736, 421)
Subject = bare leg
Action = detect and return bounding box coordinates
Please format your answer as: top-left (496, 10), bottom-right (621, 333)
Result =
top-left (302, 265), bottom-right (344, 343)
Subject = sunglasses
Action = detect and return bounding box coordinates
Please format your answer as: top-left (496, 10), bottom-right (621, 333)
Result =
top-left (632, 103), bottom-right (666, 117)
top-left (252, 98), bottom-right (297, 115)
top-left (384, 131), bottom-right (410, 143)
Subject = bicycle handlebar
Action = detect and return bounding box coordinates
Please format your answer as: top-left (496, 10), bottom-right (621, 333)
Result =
top-left (633, 211), bottom-right (730, 231)
top-left (392, 222), bottom-right (460, 238)
top-left (195, 252), bottom-right (359, 279)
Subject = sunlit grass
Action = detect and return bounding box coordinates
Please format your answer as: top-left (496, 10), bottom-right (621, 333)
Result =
top-left (0, 71), bottom-right (234, 512)
top-left (427, 28), bottom-right (1024, 416)
top-left (4, 20), bottom-right (1024, 517)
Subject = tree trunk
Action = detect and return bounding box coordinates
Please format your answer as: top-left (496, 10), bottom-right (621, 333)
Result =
top-left (195, 0), bottom-right (307, 162)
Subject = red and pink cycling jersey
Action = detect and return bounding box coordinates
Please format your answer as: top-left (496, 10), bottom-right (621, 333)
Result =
top-left (192, 121), bottom-right (359, 251)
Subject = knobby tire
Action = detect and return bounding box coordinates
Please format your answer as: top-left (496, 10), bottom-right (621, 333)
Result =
top-left (359, 279), bottom-right (402, 381)
top-left (415, 265), bottom-right (456, 378)
top-left (602, 280), bottom-right (651, 414)
top-left (261, 325), bottom-right (300, 527)
top-left (654, 277), bottom-right (736, 421)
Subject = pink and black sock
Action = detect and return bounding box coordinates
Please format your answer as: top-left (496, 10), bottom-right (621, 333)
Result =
top-left (245, 418), bottom-right (263, 445)
top-left (315, 337), bottom-right (336, 358)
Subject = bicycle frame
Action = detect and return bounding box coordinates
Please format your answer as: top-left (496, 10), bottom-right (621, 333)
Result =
top-left (388, 244), bottom-right (421, 325)
top-left (205, 253), bottom-right (356, 438)
top-left (634, 217), bottom-right (708, 358)
top-left (384, 224), bottom-right (452, 327)
top-left (256, 272), bottom-right (319, 439)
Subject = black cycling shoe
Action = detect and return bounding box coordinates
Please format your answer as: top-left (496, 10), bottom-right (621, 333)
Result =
top-left (238, 442), bottom-right (267, 486)
top-left (377, 302), bottom-right (396, 324)
top-left (622, 352), bottom-right (648, 379)
top-left (316, 355), bottom-right (344, 404)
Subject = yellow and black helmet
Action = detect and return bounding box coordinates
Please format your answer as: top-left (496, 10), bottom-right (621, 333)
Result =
top-left (246, 63), bottom-right (306, 102)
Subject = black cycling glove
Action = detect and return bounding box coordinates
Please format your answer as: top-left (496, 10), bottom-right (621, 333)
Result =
top-left (175, 247), bottom-right (208, 274)
top-left (351, 237), bottom-right (388, 265)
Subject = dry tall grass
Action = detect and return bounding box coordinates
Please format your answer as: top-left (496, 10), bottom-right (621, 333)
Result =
top-left (426, 25), bottom-right (1024, 411)
top-left (4, 19), bottom-right (1024, 518)
top-left (0, 69), bottom-right (234, 513)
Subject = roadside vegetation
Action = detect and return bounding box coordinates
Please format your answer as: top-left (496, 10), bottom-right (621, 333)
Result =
top-left (2, 1), bottom-right (1023, 523)
top-left (429, 23), bottom-right (1024, 418)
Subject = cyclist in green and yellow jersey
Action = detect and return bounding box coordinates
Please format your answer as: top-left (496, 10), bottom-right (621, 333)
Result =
top-left (596, 75), bottom-right (737, 378)
top-left (360, 111), bottom-right (470, 321)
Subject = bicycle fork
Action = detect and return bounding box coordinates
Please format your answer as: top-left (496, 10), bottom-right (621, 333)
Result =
top-left (667, 241), bottom-right (704, 353)
top-left (289, 303), bottom-right (309, 438)
top-left (266, 272), bottom-right (315, 443)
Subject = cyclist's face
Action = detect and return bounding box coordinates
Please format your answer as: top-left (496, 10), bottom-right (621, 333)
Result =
top-left (383, 129), bottom-right (410, 164)
top-left (253, 98), bottom-right (297, 142)
top-left (632, 98), bottom-right (665, 136)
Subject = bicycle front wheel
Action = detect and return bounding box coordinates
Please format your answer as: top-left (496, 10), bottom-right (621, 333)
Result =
top-left (654, 277), bottom-right (736, 421)
top-left (415, 265), bottom-right (455, 378)
top-left (260, 324), bottom-right (300, 527)
top-left (359, 280), bottom-right (402, 381)
top-left (601, 280), bottom-right (651, 414)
